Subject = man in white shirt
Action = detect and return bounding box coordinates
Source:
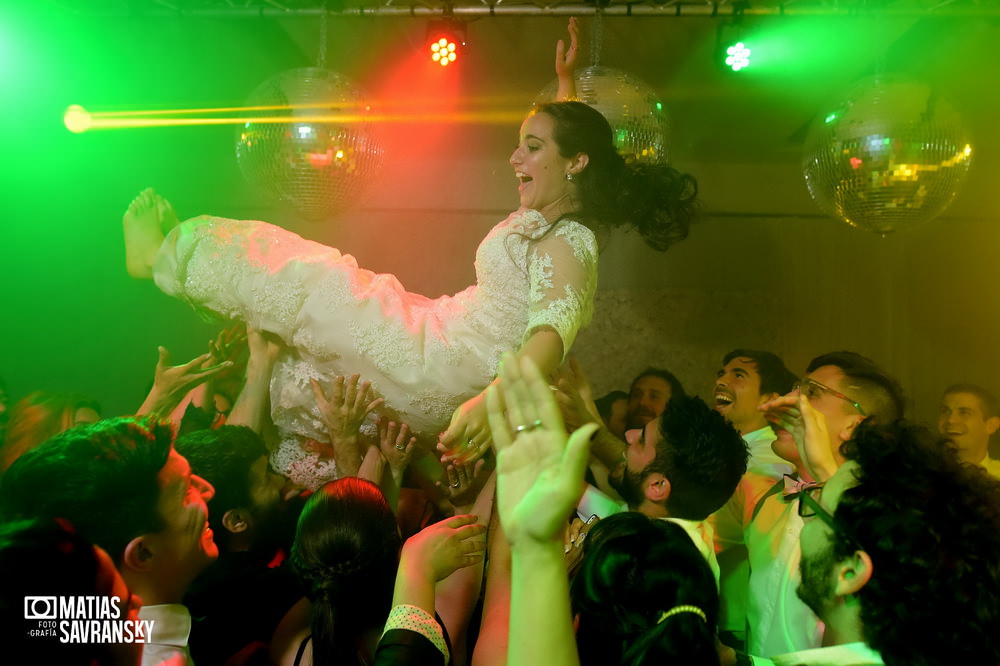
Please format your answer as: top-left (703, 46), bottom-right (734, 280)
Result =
top-left (717, 351), bottom-right (904, 658)
top-left (938, 383), bottom-right (1000, 478)
top-left (713, 349), bottom-right (797, 480)
top-left (711, 349), bottom-right (797, 647)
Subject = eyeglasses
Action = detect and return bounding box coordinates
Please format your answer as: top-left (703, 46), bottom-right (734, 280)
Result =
top-left (790, 480), bottom-right (862, 550)
top-left (794, 377), bottom-right (867, 417)
top-left (795, 483), bottom-right (827, 520)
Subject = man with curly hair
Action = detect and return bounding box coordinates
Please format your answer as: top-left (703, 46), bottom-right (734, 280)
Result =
top-left (780, 420), bottom-right (1000, 665)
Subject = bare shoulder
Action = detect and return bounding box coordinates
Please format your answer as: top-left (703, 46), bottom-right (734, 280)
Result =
top-left (269, 596), bottom-right (313, 666)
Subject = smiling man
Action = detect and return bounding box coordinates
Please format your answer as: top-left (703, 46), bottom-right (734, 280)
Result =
top-left (710, 349), bottom-right (796, 650)
top-left (713, 350), bottom-right (904, 658)
top-left (713, 349), bottom-right (797, 480)
top-left (625, 367), bottom-right (686, 430)
top-left (0, 416), bottom-right (217, 666)
top-left (938, 383), bottom-right (1000, 477)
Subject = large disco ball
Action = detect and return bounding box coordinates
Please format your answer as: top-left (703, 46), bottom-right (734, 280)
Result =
top-left (236, 67), bottom-right (384, 219)
top-left (536, 65), bottom-right (670, 164)
top-left (803, 75), bottom-right (972, 235)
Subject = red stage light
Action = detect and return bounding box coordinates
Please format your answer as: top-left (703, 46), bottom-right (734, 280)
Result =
top-left (426, 19), bottom-right (465, 67)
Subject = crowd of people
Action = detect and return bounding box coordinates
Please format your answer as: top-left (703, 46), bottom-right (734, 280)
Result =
top-left (2, 18), bottom-right (999, 666)
top-left (2, 329), bottom-right (998, 666)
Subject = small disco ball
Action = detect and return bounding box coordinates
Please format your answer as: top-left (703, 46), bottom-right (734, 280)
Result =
top-left (236, 67), bottom-right (384, 219)
top-left (803, 75), bottom-right (972, 236)
top-left (535, 65), bottom-right (670, 164)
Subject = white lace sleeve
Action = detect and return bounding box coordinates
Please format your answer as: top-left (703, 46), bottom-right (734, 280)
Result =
top-left (524, 220), bottom-right (598, 357)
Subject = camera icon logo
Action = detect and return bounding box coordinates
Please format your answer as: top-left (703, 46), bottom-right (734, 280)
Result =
top-left (24, 596), bottom-right (58, 620)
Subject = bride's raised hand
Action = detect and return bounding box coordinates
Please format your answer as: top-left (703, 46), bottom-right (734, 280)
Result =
top-left (437, 391), bottom-right (493, 464)
top-left (556, 17), bottom-right (580, 101)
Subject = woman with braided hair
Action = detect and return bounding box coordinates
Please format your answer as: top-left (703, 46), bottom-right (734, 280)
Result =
top-left (271, 477), bottom-right (485, 666)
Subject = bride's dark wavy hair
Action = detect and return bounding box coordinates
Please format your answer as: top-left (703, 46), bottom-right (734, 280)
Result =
top-left (290, 478), bottom-right (401, 666)
top-left (535, 101), bottom-right (698, 252)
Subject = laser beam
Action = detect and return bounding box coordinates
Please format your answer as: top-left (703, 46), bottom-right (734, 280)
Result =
top-left (64, 103), bottom-right (526, 133)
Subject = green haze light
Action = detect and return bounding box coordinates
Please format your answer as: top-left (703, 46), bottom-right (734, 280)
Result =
top-left (825, 113), bottom-right (838, 124)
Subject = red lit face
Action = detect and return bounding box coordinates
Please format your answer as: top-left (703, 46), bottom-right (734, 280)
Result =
top-left (147, 450), bottom-right (218, 586)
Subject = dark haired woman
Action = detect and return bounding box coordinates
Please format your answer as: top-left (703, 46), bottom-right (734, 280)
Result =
top-left (270, 477), bottom-right (485, 665)
top-left (121, 20), bottom-right (698, 488)
top-left (573, 513), bottom-right (721, 665)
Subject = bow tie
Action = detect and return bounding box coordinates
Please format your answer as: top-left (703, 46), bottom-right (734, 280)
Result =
top-left (781, 474), bottom-right (821, 502)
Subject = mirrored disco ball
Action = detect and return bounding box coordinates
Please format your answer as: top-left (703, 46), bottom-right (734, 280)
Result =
top-left (236, 67), bottom-right (384, 219)
top-left (803, 75), bottom-right (972, 235)
top-left (536, 65), bottom-right (670, 164)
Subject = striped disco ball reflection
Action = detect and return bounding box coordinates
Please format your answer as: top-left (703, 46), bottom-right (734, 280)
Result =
top-left (236, 67), bottom-right (384, 219)
top-left (536, 65), bottom-right (670, 164)
top-left (803, 75), bottom-right (972, 236)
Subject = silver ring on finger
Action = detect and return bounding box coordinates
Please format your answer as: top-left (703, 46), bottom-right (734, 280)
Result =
top-left (513, 419), bottom-right (544, 434)
top-left (394, 443), bottom-right (406, 451)
top-left (450, 479), bottom-right (461, 488)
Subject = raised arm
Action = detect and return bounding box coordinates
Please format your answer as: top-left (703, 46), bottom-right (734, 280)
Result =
top-left (377, 515), bottom-right (487, 664)
top-left (227, 325), bottom-right (280, 433)
top-left (136, 345), bottom-right (232, 420)
top-left (487, 352), bottom-right (598, 666)
top-left (556, 17), bottom-right (580, 101)
top-left (310, 374), bottom-right (384, 478)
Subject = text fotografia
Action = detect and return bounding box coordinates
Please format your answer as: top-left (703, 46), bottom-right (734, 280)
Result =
top-left (24, 596), bottom-right (153, 643)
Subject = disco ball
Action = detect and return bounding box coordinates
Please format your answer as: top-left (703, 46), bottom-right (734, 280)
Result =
top-left (803, 75), bottom-right (972, 236)
top-left (236, 67), bottom-right (384, 219)
top-left (536, 65), bottom-right (670, 164)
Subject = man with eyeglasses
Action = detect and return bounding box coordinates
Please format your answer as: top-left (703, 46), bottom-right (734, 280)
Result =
top-left (713, 351), bottom-right (904, 659)
top-left (767, 418), bottom-right (1000, 665)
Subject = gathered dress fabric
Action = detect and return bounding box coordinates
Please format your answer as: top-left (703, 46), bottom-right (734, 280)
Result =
top-left (153, 209), bottom-right (598, 488)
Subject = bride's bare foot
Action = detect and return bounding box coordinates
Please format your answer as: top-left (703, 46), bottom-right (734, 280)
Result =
top-left (157, 194), bottom-right (180, 236)
top-left (123, 188), bottom-right (168, 279)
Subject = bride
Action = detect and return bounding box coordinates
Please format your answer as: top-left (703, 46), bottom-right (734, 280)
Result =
top-left (122, 19), bottom-right (697, 487)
